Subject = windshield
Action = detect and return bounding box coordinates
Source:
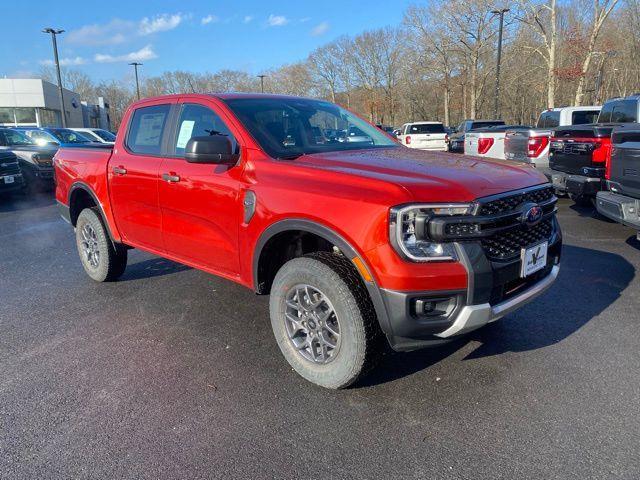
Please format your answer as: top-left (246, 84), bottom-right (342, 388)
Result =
top-left (49, 128), bottom-right (92, 143)
top-left (223, 97), bottom-right (398, 158)
top-left (0, 129), bottom-right (35, 146)
top-left (93, 129), bottom-right (116, 142)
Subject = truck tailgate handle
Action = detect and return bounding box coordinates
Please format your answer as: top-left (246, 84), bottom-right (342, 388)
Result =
top-left (162, 173), bottom-right (181, 183)
top-left (112, 166), bottom-right (127, 175)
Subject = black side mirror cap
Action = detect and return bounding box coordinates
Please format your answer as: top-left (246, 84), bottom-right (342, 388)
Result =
top-left (184, 135), bottom-right (239, 164)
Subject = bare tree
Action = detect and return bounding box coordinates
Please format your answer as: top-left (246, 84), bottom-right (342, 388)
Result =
top-left (517, 0), bottom-right (559, 107)
top-left (574, 0), bottom-right (621, 105)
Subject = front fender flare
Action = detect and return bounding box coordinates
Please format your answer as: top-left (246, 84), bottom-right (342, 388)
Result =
top-left (252, 218), bottom-right (393, 336)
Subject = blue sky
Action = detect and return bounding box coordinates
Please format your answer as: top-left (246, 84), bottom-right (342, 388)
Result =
top-left (1, 0), bottom-right (414, 81)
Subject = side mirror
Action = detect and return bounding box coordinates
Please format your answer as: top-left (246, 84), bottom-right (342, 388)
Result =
top-left (184, 135), bottom-right (239, 164)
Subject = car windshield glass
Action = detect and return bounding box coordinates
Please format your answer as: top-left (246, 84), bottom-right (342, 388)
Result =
top-left (93, 129), bottom-right (116, 141)
top-left (49, 129), bottom-right (91, 143)
top-left (223, 97), bottom-right (398, 158)
top-left (408, 124), bottom-right (445, 134)
top-left (470, 121), bottom-right (505, 130)
top-left (0, 129), bottom-right (35, 146)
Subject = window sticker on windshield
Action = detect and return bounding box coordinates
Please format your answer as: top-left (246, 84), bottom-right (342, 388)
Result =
top-left (176, 120), bottom-right (195, 149)
top-left (135, 113), bottom-right (166, 146)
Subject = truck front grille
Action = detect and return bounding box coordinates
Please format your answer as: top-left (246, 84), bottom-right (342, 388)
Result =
top-left (477, 185), bottom-right (554, 216)
top-left (481, 219), bottom-right (554, 261)
top-left (0, 161), bottom-right (21, 176)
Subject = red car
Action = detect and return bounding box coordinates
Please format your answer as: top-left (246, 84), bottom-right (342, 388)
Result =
top-left (55, 94), bottom-right (562, 389)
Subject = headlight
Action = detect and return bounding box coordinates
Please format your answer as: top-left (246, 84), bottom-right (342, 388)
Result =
top-left (389, 204), bottom-right (474, 261)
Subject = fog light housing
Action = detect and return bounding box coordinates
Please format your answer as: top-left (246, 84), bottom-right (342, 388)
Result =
top-left (411, 295), bottom-right (458, 319)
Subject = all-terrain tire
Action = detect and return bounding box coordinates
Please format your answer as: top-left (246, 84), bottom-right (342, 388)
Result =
top-left (75, 208), bottom-right (127, 282)
top-left (269, 252), bottom-right (382, 389)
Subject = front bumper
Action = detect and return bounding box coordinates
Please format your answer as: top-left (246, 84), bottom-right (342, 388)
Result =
top-left (0, 173), bottom-right (26, 193)
top-left (542, 168), bottom-right (604, 198)
top-left (596, 191), bottom-right (640, 229)
top-left (379, 227), bottom-right (562, 352)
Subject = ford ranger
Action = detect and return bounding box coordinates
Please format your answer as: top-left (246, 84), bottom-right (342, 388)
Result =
top-left (55, 94), bottom-right (562, 389)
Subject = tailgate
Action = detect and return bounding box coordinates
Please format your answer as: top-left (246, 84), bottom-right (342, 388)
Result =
top-left (610, 129), bottom-right (640, 199)
top-left (504, 130), bottom-right (529, 160)
top-left (549, 126), bottom-right (613, 175)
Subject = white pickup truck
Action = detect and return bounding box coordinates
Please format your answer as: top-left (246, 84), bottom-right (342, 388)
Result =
top-left (504, 106), bottom-right (601, 167)
top-left (464, 125), bottom-right (530, 160)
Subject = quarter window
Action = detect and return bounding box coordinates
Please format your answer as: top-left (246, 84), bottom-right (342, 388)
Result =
top-left (126, 104), bottom-right (171, 155)
top-left (173, 103), bottom-right (237, 157)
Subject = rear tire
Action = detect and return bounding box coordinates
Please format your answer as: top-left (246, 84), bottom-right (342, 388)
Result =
top-left (269, 252), bottom-right (381, 389)
top-left (75, 208), bottom-right (127, 282)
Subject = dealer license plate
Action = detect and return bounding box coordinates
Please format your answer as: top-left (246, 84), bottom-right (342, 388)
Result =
top-left (521, 242), bottom-right (548, 277)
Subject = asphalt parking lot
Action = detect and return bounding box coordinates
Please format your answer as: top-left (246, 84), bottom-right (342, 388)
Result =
top-left (1, 192), bottom-right (639, 479)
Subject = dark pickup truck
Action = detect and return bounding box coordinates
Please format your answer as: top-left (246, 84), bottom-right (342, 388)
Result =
top-left (0, 151), bottom-right (25, 194)
top-left (596, 125), bottom-right (640, 236)
top-left (545, 95), bottom-right (640, 205)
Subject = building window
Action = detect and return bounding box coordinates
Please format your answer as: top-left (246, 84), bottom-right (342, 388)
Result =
top-left (15, 108), bottom-right (37, 124)
top-left (38, 108), bottom-right (62, 127)
top-left (0, 108), bottom-right (13, 124)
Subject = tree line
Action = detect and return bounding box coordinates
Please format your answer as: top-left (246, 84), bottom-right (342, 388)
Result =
top-left (42, 0), bottom-right (637, 130)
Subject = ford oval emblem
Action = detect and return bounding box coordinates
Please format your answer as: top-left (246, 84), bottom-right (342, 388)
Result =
top-left (522, 204), bottom-right (543, 226)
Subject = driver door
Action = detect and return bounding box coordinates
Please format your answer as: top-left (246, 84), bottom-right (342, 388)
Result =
top-left (158, 99), bottom-right (243, 276)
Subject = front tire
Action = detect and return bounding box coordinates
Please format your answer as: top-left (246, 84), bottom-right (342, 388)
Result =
top-left (75, 208), bottom-right (127, 282)
top-left (269, 252), bottom-right (381, 389)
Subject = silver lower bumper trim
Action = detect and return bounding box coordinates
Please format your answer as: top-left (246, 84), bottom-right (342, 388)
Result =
top-left (436, 265), bottom-right (560, 338)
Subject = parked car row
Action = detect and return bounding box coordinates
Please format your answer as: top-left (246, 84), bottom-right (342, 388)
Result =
top-left (0, 126), bottom-right (114, 196)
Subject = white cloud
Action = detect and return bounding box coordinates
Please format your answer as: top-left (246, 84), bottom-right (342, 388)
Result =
top-left (39, 56), bottom-right (87, 66)
top-left (139, 13), bottom-right (186, 35)
top-left (66, 19), bottom-right (133, 46)
top-left (243, 15), bottom-right (254, 24)
top-left (310, 21), bottom-right (329, 36)
top-left (201, 14), bottom-right (219, 25)
top-left (67, 13), bottom-right (186, 46)
top-left (267, 14), bottom-right (288, 27)
top-left (94, 45), bottom-right (157, 63)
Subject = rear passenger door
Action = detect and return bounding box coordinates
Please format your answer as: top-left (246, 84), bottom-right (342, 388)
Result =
top-left (108, 102), bottom-right (172, 252)
top-left (158, 99), bottom-right (243, 276)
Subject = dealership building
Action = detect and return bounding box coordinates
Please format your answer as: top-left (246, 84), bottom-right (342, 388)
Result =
top-left (0, 78), bottom-right (111, 130)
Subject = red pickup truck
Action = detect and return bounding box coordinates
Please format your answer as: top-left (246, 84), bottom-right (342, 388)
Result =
top-left (55, 93), bottom-right (562, 388)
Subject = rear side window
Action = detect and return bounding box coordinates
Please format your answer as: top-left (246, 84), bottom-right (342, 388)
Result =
top-left (571, 110), bottom-right (599, 125)
top-left (408, 123), bottom-right (445, 134)
top-left (126, 104), bottom-right (171, 155)
top-left (536, 111), bottom-right (560, 128)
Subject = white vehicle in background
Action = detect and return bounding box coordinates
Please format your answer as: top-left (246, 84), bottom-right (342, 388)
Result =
top-left (504, 106), bottom-right (601, 167)
top-left (535, 106), bottom-right (601, 128)
top-left (400, 122), bottom-right (448, 151)
top-left (71, 128), bottom-right (116, 144)
top-left (464, 125), bottom-right (531, 160)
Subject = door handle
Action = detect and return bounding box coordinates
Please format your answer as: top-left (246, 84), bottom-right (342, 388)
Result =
top-left (162, 173), bottom-right (181, 183)
top-left (112, 166), bottom-right (127, 175)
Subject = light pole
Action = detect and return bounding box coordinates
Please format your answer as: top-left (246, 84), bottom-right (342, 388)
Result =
top-left (129, 62), bottom-right (143, 100)
top-left (257, 74), bottom-right (266, 93)
top-left (491, 8), bottom-right (509, 119)
top-left (42, 28), bottom-right (66, 127)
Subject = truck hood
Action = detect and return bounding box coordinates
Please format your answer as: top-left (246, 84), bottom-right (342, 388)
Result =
top-left (292, 147), bottom-right (548, 202)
